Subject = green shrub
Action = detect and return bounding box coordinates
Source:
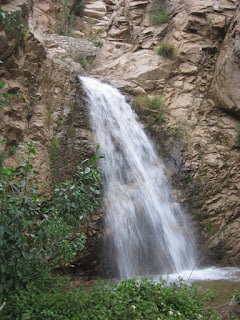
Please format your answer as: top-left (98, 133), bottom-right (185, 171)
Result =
top-left (135, 95), bottom-right (166, 111)
top-left (150, 7), bottom-right (169, 25)
top-left (149, 95), bottom-right (165, 110)
top-left (157, 42), bottom-right (176, 60)
top-left (135, 95), bottom-right (167, 125)
top-left (74, 0), bottom-right (86, 17)
top-left (135, 94), bottom-right (150, 109)
top-left (0, 143), bottom-right (45, 301)
top-left (53, 147), bottom-right (103, 227)
top-left (0, 9), bottom-right (29, 40)
top-left (237, 125), bottom-right (240, 144)
top-left (0, 143), bottom-right (103, 302)
top-left (85, 28), bottom-right (104, 48)
top-left (76, 55), bottom-right (96, 70)
top-left (2, 277), bottom-right (220, 320)
top-left (153, 114), bottom-right (166, 124)
top-left (0, 80), bottom-right (9, 107)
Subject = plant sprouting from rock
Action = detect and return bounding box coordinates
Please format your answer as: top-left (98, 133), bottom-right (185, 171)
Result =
top-left (76, 55), bottom-right (96, 71)
top-left (157, 42), bottom-right (177, 60)
top-left (135, 95), bottom-right (167, 124)
top-left (236, 125), bottom-right (240, 144)
top-left (0, 80), bottom-right (9, 108)
top-left (0, 9), bottom-right (29, 40)
top-left (149, 1), bottom-right (169, 25)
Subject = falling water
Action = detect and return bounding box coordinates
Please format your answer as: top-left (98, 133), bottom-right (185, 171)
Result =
top-left (81, 76), bottom-right (196, 279)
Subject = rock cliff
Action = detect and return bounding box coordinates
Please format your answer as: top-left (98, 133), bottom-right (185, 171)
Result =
top-left (0, 0), bottom-right (239, 269)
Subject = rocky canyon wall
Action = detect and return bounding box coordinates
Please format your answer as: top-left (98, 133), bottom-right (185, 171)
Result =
top-left (0, 0), bottom-right (239, 268)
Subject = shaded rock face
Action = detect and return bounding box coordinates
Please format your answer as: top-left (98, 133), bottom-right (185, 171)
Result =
top-left (211, 8), bottom-right (240, 118)
top-left (0, 0), bottom-right (239, 271)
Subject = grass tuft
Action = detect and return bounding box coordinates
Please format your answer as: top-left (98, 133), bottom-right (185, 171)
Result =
top-left (157, 42), bottom-right (176, 60)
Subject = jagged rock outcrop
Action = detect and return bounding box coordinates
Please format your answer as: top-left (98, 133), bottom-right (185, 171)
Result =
top-left (211, 7), bottom-right (240, 118)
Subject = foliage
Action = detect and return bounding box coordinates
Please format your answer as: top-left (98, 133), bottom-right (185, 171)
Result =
top-left (56, 0), bottom-right (85, 35)
top-left (157, 42), bottom-right (177, 60)
top-left (0, 142), bottom-right (44, 301)
top-left (153, 113), bottom-right (166, 124)
top-left (149, 2), bottom-right (169, 25)
top-left (0, 9), bottom-right (29, 40)
top-left (56, 0), bottom-right (74, 35)
top-left (76, 55), bottom-right (96, 71)
top-left (73, 0), bottom-right (86, 17)
top-left (135, 95), bottom-right (166, 124)
top-left (236, 125), bottom-right (240, 144)
top-left (149, 95), bottom-right (166, 110)
top-left (1, 277), bottom-right (220, 320)
top-left (0, 80), bottom-right (9, 108)
top-left (53, 145), bottom-right (103, 226)
top-left (0, 143), bottom-right (103, 302)
top-left (86, 28), bottom-right (104, 48)
top-left (135, 95), bottom-right (165, 111)
top-left (219, 289), bottom-right (240, 320)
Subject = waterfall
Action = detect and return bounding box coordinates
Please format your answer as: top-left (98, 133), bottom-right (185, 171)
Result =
top-left (80, 76), bottom-right (196, 279)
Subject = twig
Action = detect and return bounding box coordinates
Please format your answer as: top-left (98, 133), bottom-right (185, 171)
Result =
top-left (0, 302), bottom-right (6, 312)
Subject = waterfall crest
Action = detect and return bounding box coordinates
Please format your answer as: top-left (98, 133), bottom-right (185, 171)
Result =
top-left (81, 76), bottom-right (196, 279)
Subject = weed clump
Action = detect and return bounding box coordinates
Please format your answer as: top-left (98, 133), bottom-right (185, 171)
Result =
top-left (135, 95), bottom-right (167, 125)
top-left (76, 55), bottom-right (95, 71)
top-left (157, 42), bottom-right (176, 60)
top-left (135, 95), bottom-right (166, 111)
top-left (150, 6), bottom-right (169, 25)
top-left (236, 125), bottom-right (240, 144)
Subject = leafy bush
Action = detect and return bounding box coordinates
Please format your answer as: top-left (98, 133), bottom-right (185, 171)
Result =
top-left (53, 147), bottom-right (103, 226)
top-left (0, 143), bottom-right (44, 300)
top-left (0, 80), bottom-right (9, 107)
top-left (0, 9), bottom-right (29, 40)
top-left (157, 42), bottom-right (176, 60)
top-left (1, 277), bottom-right (220, 320)
top-left (0, 143), bottom-right (103, 302)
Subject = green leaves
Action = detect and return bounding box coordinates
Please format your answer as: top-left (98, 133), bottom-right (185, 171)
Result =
top-left (0, 9), bottom-right (29, 40)
top-left (0, 143), bottom-right (103, 303)
top-left (0, 80), bottom-right (9, 107)
top-left (53, 151), bottom-right (102, 226)
top-left (1, 277), bottom-right (221, 320)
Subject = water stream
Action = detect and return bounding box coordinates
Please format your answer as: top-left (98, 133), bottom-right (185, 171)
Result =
top-left (81, 76), bottom-right (196, 279)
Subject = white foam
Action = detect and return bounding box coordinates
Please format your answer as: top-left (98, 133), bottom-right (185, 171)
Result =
top-left (158, 267), bottom-right (240, 282)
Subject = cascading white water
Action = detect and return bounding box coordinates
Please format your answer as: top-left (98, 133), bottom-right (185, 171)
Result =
top-left (81, 76), bottom-right (196, 279)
